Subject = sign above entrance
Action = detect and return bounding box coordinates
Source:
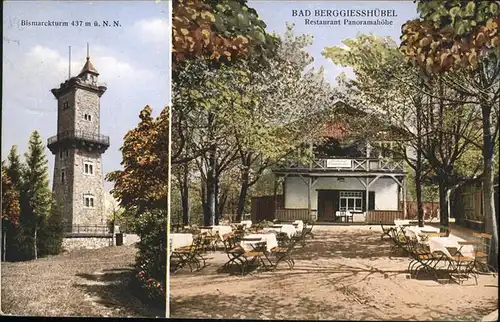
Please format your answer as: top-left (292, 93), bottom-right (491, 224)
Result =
top-left (326, 159), bottom-right (352, 168)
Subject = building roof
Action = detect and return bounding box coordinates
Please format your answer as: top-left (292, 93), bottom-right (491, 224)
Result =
top-left (315, 100), bottom-right (407, 142)
top-left (319, 122), bottom-right (349, 140)
top-left (78, 57), bottom-right (99, 76)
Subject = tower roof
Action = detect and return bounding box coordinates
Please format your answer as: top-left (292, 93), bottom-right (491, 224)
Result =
top-left (78, 57), bottom-right (99, 76)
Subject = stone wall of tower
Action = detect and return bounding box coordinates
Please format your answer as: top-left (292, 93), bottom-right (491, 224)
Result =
top-left (72, 148), bottom-right (105, 226)
top-left (52, 147), bottom-right (75, 228)
top-left (57, 91), bottom-right (76, 133)
top-left (74, 89), bottom-right (100, 134)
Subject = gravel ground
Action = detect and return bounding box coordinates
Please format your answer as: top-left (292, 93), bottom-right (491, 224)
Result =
top-left (170, 226), bottom-right (498, 320)
top-left (1, 245), bottom-right (164, 318)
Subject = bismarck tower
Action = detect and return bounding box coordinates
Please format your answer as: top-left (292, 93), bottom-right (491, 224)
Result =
top-left (47, 49), bottom-right (109, 231)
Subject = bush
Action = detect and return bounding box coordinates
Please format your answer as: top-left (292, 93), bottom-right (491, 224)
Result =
top-left (5, 224), bottom-right (34, 262)
top-left (37, 203), bottom-right (64, 257)
top-left (132, 208), bottom-right (167, 310)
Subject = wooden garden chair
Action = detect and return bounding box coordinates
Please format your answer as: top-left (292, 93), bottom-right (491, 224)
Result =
top-left (221, 234), bottom-right (245, 272)
top-left (230, 237), bottom-right (268, 276)
top-left (200, 231), bottom-right (219, 251)
top-left (171, 236), bottom-right (205, 273)
top-left (302, 221), bottom-right (315, 240)
top-left (380, 222), bottom-right (396, 240)
top-left (405, 235), bottom-right (442, 280)
top-left (472, 232), bottom-right (497, 274)
top-left (270, 238), bottom-right (297, 270)
top-left (277, 232), bottom-right (290, 247)
top-left (389, 226), bottom-right (412, 254)
top-left (444, 247), bottom-right (477, 285)
top-left (291, 226), bottom-right (310, 247)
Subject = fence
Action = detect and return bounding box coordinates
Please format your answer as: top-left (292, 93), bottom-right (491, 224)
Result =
top-left (366, 210), bottom-right (404, 224)
top-left (401, 201), bottom-right (440, 220)
top-left (251, 195), bottom-right (284, 222)
top-left (63, 224), bottom-right (112, 237)
top-left (275, 209), bottom-right (316, 222)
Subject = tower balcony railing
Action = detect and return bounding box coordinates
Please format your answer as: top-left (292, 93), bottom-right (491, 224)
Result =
top-left (47, 130), bottom-right (110, 147)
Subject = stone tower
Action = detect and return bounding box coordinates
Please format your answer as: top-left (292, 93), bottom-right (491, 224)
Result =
top-left (47, 53), bottom-right (109, 232)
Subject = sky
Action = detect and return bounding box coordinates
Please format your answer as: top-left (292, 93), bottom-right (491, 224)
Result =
top-left (2, 0), bottom-right (169, 192)
top-left (249, 0), bottom-right (419, 84)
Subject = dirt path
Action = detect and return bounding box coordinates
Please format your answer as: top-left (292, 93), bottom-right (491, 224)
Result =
top-left (170, 226), bottom-right (498, 320)
top-left (1, 245), bottom-right (164, 318)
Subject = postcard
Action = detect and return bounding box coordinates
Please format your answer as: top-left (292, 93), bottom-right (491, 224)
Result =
top-left (2, 0), bottom-right (169, 318)
top-left (169, 0), bottom-right (499, 320)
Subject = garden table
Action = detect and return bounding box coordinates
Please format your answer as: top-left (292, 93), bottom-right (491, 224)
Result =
top-left (427, 235), bottom-right (474, 258)
top-left (405, 226), bottom-right (440, 242)
top-left (200, 225), bottom-right (233, 238)
top-left (265, 224), bottom-right (297, 238)
top-left (240, 233), bottom-right (278, 252)
top-left (394, 220), bottom-right (411, 227)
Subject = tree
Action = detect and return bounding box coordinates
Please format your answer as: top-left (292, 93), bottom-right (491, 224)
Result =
top-left (1, 166), bottom-right (21, 261)
top-left (106, 106), bottom-right (169, 213)
top-left (38, 200), bottom-right (64, 257)
top-left (22, 131), bottom-right (52, 260)
top-left (6, 145), bottom-right (24, 190)
top-left (172, 0), bottom-right (277, 70)
top-left (173, 24), bottom-right (334, 225)
top-left (400, 0), bottom-right (499, 269)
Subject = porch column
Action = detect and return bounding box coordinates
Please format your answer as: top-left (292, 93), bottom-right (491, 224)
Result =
top-left (402, 177), bottom-right (407, 219)
top-left (365, 177), bottom-right (370, 215)
top-left (273, 174), bottom-right (278, 221)
top-left (308, 177), bottom-right (312, 221)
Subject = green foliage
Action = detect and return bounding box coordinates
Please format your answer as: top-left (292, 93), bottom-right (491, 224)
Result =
top-left (37, 201), bottom-right (64, 257)
top-left (106, 106), bottom-right (169, 212)
top-left (133, 209), bottom-right (167, 309)
top-left (173, 0), bottom-right (277, 70)
top-left (2, 166), bottom-right (21, 226)
top-left (6, 145), bottom-right (24, 190)
top-left (401, 0), bottom-right (500, 72)
top-left (172, 23), bottom-right (333, 222)
top-left (2, 132), bottom-right (59, 261)
top-left (22, 131), bottom-right (52, 230)
top-left (5, 224), bottom-right (33, 262)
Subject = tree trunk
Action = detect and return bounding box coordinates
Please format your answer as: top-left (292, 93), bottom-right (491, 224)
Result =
top-left (214, 174), bottom-right (220, 225)
top-left (205, 147), bottom-right (216, 226)
top-left (34, 225), bottom-right (38, 260)
top-left (236, 171), bottom-right (250, 222)
top-left (218, 188), bottom-right (227, 221)
top-left (2, 227), bottom-right (6, 262)
top-left (415, 150), bottom-right (424, 227)
top-left (481, 104), bottom-right (498, 270)
top-left (438, 179), bottom-right (450, 233)
top-left (181, 165), bottom-right (189, 226)
top-left (201, 183), bottom-right (209, 226)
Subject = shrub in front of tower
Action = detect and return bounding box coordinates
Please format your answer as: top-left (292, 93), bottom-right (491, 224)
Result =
top-left (37, 201), bottom-right (64, 257)
top-left (130, 209), bottom-right (166, 310)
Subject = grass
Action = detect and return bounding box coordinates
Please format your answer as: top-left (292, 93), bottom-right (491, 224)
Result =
top-left (1, 244), bottom-right (165, 318)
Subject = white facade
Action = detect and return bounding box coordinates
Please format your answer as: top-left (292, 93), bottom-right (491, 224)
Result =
top-left (284, 176), bottom-right (400, 211)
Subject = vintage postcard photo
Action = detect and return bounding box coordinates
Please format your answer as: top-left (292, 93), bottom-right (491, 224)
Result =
top-left (2, 0), bottom-right (168, 317)
top-left (169, 0), bottom-right (498, 320)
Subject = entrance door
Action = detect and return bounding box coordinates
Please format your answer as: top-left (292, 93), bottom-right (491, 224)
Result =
top-left (317, 190), bottom-right (339, 221)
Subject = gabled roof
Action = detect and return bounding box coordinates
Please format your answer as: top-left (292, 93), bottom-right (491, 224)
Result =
top-left (316, 100), bottom-right (407, 141)
top-left (78, 57), bottom-right (99, 76)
